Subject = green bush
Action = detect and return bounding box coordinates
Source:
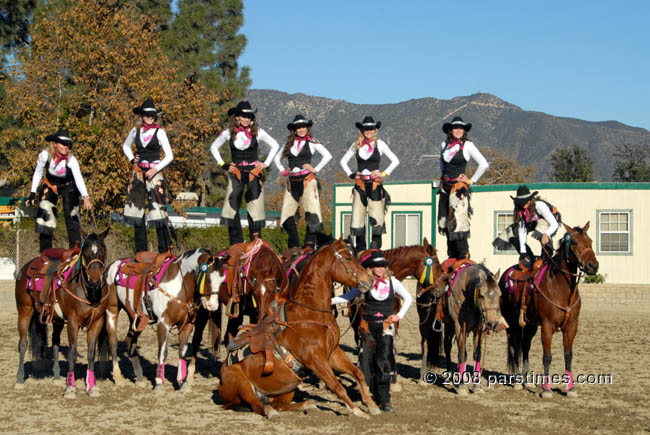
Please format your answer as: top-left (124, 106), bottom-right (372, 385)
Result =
top-left (583, 273), bottom-right (606, 284)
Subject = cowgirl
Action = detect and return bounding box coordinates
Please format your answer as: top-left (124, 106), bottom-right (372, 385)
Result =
top-left (493, 185), bottom-right (561, 271)
top-left (26, 129), bottom-right (92, 252)
top-left (331, 251), bottom-right (412, 412)
top-left (437, 116), bottom-right (489, 260)
top-left (210, 101), bottom-right (280, 245)
top-left (273, 115), bottom-right (332, 248)
top-left (340, 116), bottom-right (399, 251)
top-left (122, 98), bottom-right (174, 254)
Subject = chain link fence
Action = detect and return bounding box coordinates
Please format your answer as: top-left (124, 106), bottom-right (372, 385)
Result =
top-left (0, 229), bottom-right (41, 279)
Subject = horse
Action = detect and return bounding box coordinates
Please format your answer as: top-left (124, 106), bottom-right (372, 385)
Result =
top-left (15, 228), bottom-right (110, 398)
top-left (188, 239), bottom-right (288, 379)
top-left (500, 222), bottom-right (598, 398)
top-left (274, 237), bottom-right (381, 417)
top-left (442, 263), bottom-right (502, 396)
top-left (103, 248), bottom-right (225, 391)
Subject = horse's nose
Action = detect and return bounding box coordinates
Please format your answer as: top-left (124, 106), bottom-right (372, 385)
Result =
top-left (587, 262), bottom-right (599, 275)
top-left (486, 321), bottom-right (498, 331)
top-left (359, 279), bottom-right (373, 292)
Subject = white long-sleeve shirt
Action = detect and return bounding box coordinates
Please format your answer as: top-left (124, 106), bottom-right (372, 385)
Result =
top-left (331, 276), bottom-right (413, 320)
top-left (209, 127), bottom-right (280, 167)
top-left (273, 139), bottom-right (332, 173)
top-left (517, 201), bottom-right (559, 253)
top-left (30, 150), bottom-right (89, 197)
top-left (122, 127), bottom-right (174, 172)
top-left (339, 139), bottom-right (400, 177)
top-left (440, 140), bottom-right (489, 183)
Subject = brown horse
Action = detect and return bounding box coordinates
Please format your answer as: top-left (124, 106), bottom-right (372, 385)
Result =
top-left (188, 240), bottom-right (288, 379)
top-left (500, 222), bottom-right (599, 398)
top-left (15, 229), bottom-right (109, 398)
top-left (274, 238), bottom-right (380, 417)
top-left (442, 263), bottom-right (502, 395)
top-left (103, 248), bottom-right (224, 391)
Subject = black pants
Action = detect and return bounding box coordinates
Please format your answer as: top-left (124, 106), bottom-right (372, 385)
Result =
top-left (283, 216), bottom-right (320, 248)
top-left (134, 216), bottom-right (171, 254)
top-left (447, 239), bottom-right (469, 259)
top-left (359, 320), bottom-right (396, 406)
top-left (227, 214), bottom-right (262, 245)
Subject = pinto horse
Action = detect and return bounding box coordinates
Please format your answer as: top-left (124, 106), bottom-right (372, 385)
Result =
top-left (104, 248), bottom-right (224, 391)
top-left (442, 263), bottom-right (502, 395)
top-left (187, 240), bottom-right (288, 378)
top-left (500, 222), bottom-right (598, 398)
top-left (15, 229), bottom-right (110, 398)
top-left (274, 238), bottom-right (380, 417)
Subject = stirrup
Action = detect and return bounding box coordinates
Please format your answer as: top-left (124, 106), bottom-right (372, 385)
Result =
top-left (518, 305), bottom-right (527, 327)
top-left (432, 319), bottom-right (443, 333)
top-left (132, 313), bottom-right (149, 332)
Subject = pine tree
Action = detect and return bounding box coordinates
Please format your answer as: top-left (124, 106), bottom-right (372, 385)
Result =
top-left (549, 146), bottom-right (594, 182)
top-left (612, 143), bottom-right (650, 182)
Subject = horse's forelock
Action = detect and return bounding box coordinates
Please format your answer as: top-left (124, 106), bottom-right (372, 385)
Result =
top-left (82, 233), bottom-right (106, 261)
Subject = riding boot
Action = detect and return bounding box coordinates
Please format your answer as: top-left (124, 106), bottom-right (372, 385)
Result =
top-left (156, 226), bottom-right (171, 253)
top-left (355, 233), bottom-right (367, 253)
top-left (303, 229), bottom-right (318, 248)
top-left (370, 234), bottom-right (382, 250)
top-left (283, 217), bottom-right (300, 248)
top-left (39, 233), bottom-right (53, 253)
top-left (228, 221), bottom-right (244, 245)
top-left (134, 217), bottom-right (149, 254)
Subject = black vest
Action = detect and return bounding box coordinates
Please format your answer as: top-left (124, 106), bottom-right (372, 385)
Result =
top-left (287, 140), bottom-right (312, 168)
top-left (230, 129), bottom-right (259, 163)
top-left (45, 160), bottom-right (73, 185)
top-left (135, 128), bottom-right (162, 162)
top-left (363, 278), bottom-right (395, 320)
top-left (356, 143), bottom-right (381, 172)
top-left (441, 141), bottom-right (468, 179)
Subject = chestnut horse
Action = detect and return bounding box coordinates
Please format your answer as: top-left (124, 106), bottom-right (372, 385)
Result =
top-left (442, 263), bottom-right (502, 395)
top-left (188, 240), bottom-right (288, 378)
top-left (500, 222), bottom-right (598, 398)
top-left (274, 238), bottom-right (380, 417)
top-left (103, 248), bottom-right (224, 391)
top-left (15, 229), bottom-right (109, 398)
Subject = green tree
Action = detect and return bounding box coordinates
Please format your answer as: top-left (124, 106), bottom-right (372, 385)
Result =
top-left (612, 143), bottom-right (650, 182)
top-left (467, 147), bottom-right (536, 185)
top-left (549, 145), bottom-right (594, 182)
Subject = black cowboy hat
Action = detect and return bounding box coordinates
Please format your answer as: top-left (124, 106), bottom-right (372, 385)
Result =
top-left (442, 116), bottom-right (472, 134)
top-left (133, 97), bottom-right (159, 116)
top-left (361, 250), bottom-right (389, 268)
top-left (510, 185), bottom-right (539, 209)
top-left (355, 116), bottom-right (381, 131)
top-left (45, 128), bottom-right (73, 147)
top-left (287, 114), bottom-right (313, 130)
top-left (227, 101), bottom-right (256, 119)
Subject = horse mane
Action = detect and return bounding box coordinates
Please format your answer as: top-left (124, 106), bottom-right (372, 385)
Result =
top-left (381, 245), bottom-right (423, 260)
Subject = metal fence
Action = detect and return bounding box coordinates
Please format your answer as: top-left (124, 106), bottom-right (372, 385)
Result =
top-left (0, 230), bottom-right (41, 279)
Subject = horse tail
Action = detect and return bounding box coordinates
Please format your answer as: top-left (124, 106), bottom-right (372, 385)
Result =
top-left (506, 336), bottom-right (520, 375)
top-left (28, 312), bottom-right (47, 361)
top-left (97, 321), bottom-right (110, 363)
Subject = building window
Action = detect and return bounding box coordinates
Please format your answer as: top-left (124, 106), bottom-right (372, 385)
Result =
top-left (599, 211), bottom-right (631, 254)
top-left (341, 212), bottom-right (352, 240)
top-left (393, 213), bottom-right (421, 248)
top-left (494, 211), bottom-right (516, 253)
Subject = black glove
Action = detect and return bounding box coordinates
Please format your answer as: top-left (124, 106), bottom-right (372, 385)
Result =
top-left (220, 162), bottom-right (230, 171)
top-left (26, 192), bottom-right (36, 205)
top-left (348, 172), bottom-right (356, 180)
top-left (518, 253), bottom-right (534, 270)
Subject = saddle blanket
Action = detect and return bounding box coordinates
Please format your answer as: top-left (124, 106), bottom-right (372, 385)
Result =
top-left (114, 257), bottom-right (176, 289)
top-left (503, 264), bottom-right (550, 295)
top-left (26, 255), bottom-right (80, 293)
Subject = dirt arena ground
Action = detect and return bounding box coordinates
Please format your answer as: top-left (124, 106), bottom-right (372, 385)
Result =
top-left (0, 279), bottom-right (648, 435)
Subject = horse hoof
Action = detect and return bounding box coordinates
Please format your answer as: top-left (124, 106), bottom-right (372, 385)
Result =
top-left (351, 407), bottom-right (370, 419)
top-left (472, 385), bottom-right (484, 393)
top-left (513, 383), bottom-right (524, 391)
top-left (368, 406), bottom-right (382, 416)
top-left (63, 387), bottom-right (76, 399)
top-left (53, 378), bottom-right (65, 386)
top-left (113, 376), bottom-right (125, 386)
top-left (566, 388), bottom-right (578, 398)
top-left (153, 383), bottom-right (164, 393)
top-left (541, 390), bottom-right (553, 399)
top-left (179, 382), bottom-right (191, 393)
top-left (88, 386), bottom-right (101, 397)
top-left (135, 379), bottom-right (149, 388)
top-left (456, 386), bottom-right (469, 397)
top-left (14, 382), bottom-right (25, 390)
top-left (264, 406), bottom-right (279, 419)
top-left (390, 382), bottom-right (402, 393)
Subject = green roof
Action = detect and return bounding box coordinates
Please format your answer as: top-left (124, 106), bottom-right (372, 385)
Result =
top-left (166, 204), bottom-right (281, 218)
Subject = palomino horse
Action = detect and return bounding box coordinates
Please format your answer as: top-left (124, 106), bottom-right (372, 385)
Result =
top-left (15, 229), bottom-right (110, 398)
top-left (500, 222), bottom-right (598, 398)
top-left (443, 263), bottom-right (502, 396)
top-left (188, 240), bottom-right (288, 377)
top-left (103, 248), bottom-right (224, 391)
top-left (274, 238), bottom-right (380, 417)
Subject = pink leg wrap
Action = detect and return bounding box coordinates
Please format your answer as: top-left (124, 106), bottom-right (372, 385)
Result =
top-left (565, 370), bottom-right (574, 391)
top-left (179, 359), bottom-right (187, 383)
top-left (474, 361), bottom-right (481, 375)
top-left (66, 371), bottom-right (75, 387)
top-left (543, 376), bottom-right (551, 392)
top-left (86, 369), bottom-right (96, 393)
top-left (156, 364), bottom-right (165, 383)
top-left (458, 361), bottom-right (467, 383)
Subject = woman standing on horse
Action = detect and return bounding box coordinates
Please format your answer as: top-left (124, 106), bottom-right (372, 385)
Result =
top-left (340, 116), bottom-right (399, 251)
top-left (331, 251), bottom-right (412, 412)
top-left (210, 101), bottom-right (280, 245)
top-left (493, 185), bottom-right (561, 271)
top-left (437, 116), bottom-right (489, 260)
top-left (273, 115), bottom-right (332, 248)
top-left (26, 128), bottom-right (92, 252)
top-left (122, 98), bottom-right (174, 254)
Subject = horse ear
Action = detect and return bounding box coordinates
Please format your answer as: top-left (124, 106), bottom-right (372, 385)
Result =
top-left (337, 235), bottom-right (343, 242)
top-left (563, 223), bottom-right (573, 233)
top-left (80, 229), bottom-right (88, 240)
top-left (99, 227), bottom-right (110, 241)
top-left (423, 237), bottom-right (429, 247)
top-left (493, 269), bottom-right (501, 281)
top-left (583, 221), bottom-right (590, 232)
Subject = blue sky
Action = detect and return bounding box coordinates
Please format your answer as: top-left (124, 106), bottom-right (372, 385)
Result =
top-left (237, 0), bottom-right (650, 130)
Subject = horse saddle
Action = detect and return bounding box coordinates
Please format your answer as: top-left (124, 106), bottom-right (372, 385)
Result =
top-left (510, 258), bottom-right (544, 282)
top-left (122, 249), bottom-right (172, 276)
top-left (27, 245), bottom-right (80, 279)
top-left (441, 257), bottom-right (475, 274)
top-left (227, 307), bottom-right (287, 375)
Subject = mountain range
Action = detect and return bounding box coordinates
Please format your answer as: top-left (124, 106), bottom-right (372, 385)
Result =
top-left (246, 89), bottom-right (650, 182)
